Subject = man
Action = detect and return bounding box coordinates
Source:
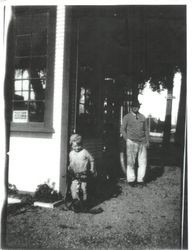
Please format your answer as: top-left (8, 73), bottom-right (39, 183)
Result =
top-left (121, 99), bottom-right (149, 187)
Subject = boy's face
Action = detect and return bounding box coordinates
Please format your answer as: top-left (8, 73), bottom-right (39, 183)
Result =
top-left (72, 141), bottom-right (82, 152)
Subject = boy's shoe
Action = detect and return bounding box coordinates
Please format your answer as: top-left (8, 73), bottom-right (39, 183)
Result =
top-left (72, 200), bottom-right (89, 213)
top-left (71, 199), bottom-right (82, 213)
top-left (80, 201), bottom-right (89, 213)
top-left (89, 207), bottom-right (103, 214)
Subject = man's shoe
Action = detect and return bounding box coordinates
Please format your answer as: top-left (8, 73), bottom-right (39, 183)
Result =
top-left (137, 182), bottom-right (147, 188)
top-left (128, 182), bottom-right (137, 187)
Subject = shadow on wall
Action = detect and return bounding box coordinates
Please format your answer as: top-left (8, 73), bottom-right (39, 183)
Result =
top-left (145, 166), bottom-right (165, 183)
top-left (148, 142), bottom-right (183, 166)
top-left (145, 141), bottom-right (183, 183)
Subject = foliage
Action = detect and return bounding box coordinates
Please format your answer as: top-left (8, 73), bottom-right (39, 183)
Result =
top-left (34, 180), bottom-right (62, 203)
top-left (21, 194), bottom-right (34, 205)
top-left (150, 118), bottom-right (164, 133)
top-left (8, 183), bottom-right (34, 205)
top-left (8, 183), bottom-right (18, 195)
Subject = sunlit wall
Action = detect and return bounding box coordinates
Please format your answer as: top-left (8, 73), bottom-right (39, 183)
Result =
top-left (8, 6), bottom-right (65, 193)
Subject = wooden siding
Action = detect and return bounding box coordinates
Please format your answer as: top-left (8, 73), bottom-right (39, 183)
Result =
top-left (83, 138), bottom-right (103, 172)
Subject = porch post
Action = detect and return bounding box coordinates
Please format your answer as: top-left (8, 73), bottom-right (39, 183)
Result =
top-left (163, 74), bottom-right (174, 148)
top-left (175, 73), bottom-right (186, 147)
top-left (0, 4), bottom-right (12, 246)
top-left (59, 6), bottom-right (71, 197)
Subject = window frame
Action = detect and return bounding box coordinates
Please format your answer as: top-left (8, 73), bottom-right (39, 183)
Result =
top-left (10, 6), bottom-right (56, 133)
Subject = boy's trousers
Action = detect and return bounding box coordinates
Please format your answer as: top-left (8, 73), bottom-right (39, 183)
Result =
top-left (126, 138), bottom-right (147, 183)
top-left (70, 179), bottom-right (87, 201)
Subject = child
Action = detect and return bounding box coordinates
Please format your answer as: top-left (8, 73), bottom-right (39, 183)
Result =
top-left (68, 134), bottom-right (96, 211)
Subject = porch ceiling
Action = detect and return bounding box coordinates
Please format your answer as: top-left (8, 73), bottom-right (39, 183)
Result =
top-left (71, 5), bottom-right (186, 86)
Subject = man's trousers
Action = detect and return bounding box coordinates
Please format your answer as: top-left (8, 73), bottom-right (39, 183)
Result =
top-left (126, 138), bottom-right (147, 183)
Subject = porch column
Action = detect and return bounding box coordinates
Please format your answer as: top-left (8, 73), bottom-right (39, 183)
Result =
top-left (59, 6), bottom-right (71, 197)
top-left (163, 89), bottom-right (173, 147)
top-left (163, 73), bottom-right (174, 148)
top-left (175, 73), bottom-right (186, 147)
top-left (0, 4), bottom-right (12, 246)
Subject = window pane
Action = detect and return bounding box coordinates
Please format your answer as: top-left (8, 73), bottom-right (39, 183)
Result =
top-left (14, 80), bottom-right (22, 91)
top-left (31, 57), bottom-right (47, 76)
top-left (32, 31), bottom-right (47, 56)
top-left (16, 16), bottom-right (32, 35)
top-left (14, 91), bottom-right (29, 101)
top-left (14, 69), bottom-right (23, 79)
top-left (29, 101), bottom-right (44, 122)
top-left (21, 91), bottom-right (29, 101)
top-left (22, 80), bottom-right (30, 90)
top-left (15, 58), bottom-right (30, 75)
top-left (22, 70), bottom-right (30, 79)
top-left (79, 87), bottom-right (85, 104)
top-left (14, 80), bottom-right (30, 101)
top-left (16, 35), bottom-right (31, 56)
top-left (14, 69), bottom-right (30, 80)
top-left (14, 91), bottom-right (22, 99)
top-left (13, 100), bottom-right (28, 110)
top-left (38, 69), bottom-right (47, 80)
top-left (31, 13), bottom-right (49, 33)
top-left (79, 104), bottom-right (85, 114)
top-left (30, 79), bottom-right (45, 100)
top-left (30, 91), bottom-right (35, 100)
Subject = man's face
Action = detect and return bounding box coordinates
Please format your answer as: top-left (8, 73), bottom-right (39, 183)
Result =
top-left (72, 142), bottom-right (82, 152)
top-left (132, 106), bottom-right (139, 113)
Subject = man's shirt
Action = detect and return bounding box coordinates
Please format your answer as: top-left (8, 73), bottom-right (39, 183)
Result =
top-left (121, 112), bottom-right (148, 143)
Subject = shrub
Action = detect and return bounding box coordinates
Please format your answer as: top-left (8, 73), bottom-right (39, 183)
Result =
top-left (21, 194), bottom-right (34, 205)
top-left (34, 181), bottom-right (62, 203)
top-left (8, 183), bottom-right (18, 195)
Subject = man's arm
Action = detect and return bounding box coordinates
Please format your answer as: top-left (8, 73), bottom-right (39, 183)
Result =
top-left (145, 118), bottom-right (150, 147)
top-left (121, 116), bottom-right (128, 140)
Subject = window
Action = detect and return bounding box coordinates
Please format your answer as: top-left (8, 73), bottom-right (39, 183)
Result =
top-left (77, 85), bottom-right (96, 137)
top-left (79, 87), bottom-right (93, 115)
top-left (11, 7), bottom-right (56, 132)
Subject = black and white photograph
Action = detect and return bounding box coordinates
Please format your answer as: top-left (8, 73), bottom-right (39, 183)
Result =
top-left (0, 1), bottom-right (189, 249)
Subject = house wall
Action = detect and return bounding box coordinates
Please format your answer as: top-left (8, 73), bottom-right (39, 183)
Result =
top-left (8, 6), bottom-right (66, 193)
top-left (83, 138), bottom-right (103, 174)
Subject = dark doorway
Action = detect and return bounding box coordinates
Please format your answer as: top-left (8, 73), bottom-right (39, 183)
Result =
top-left (67, 5), bottom-right (186, 178)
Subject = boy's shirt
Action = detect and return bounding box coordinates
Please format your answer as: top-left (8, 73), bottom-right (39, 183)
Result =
top-left (69, 149), bottom-right (94, 174)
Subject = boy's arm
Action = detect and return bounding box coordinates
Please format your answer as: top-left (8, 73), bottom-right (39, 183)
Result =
top-left (68, 152), bottom-right (75, 178)
top-left (68, 152), bottom-right (73, 170)
top-left (89, 154), bottom-right (95, 174)
top-left (85, 150), bottom-right (96, 175)
top-left (90, 161), bottom-right (96, 176)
